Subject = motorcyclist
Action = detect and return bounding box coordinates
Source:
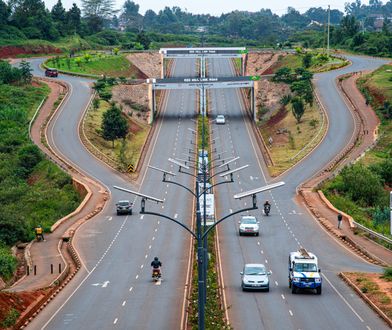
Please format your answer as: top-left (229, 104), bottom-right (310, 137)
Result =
top-left (151, 257), bottom-right (162, 276)
top-left (35, 225), bottom-right (44, 241)
top-left (263, 201), bottom-right (271, 214)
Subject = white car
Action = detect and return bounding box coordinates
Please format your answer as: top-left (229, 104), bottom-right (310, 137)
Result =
top-left (239, 216), bottom-right (259, 236)
top-left (241, 263), bottom-right (271, 291)
top-left (216, 115), bottom-right (225, 124)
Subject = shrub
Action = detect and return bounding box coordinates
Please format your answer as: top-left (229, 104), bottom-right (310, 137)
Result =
top-left (340, 164), bottom-right (384, 206)
top-left (0, 246), bottom-right (17, 280)
top-left (382, 267), bottom-right (392, 281)
top-left (1, 308), bottom-right (19, 328)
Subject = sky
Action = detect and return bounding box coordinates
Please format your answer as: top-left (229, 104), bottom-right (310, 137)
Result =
top-left (43, 0), bottom-right (371, 16)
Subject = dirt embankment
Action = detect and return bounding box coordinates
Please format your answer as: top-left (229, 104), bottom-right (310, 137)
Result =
top-left (112, 83), bottom-right (150, 124)
top-left (126, 52), bottom-right (161, 78)
top-left (245, 52), bottom-right (291, 115)
top-left (0, 45), bottom-right (62, 58)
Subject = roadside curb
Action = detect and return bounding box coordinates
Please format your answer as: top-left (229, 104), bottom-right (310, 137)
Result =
top-left (339, 272), bottom-right (392, 328)
top-left (298, 71), bottom-right (391, 267)
top-left (13, 78), bottom-right (109, 328)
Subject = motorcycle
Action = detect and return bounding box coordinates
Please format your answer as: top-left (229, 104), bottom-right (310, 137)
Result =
top-left (152, 268), bottom-right (162, 282)
top-left (264, 204), bottom-right (271, 216)
top-left (36, 234), bottom-right (44, 242)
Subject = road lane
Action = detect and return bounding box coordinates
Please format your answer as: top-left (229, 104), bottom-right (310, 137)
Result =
top-left (26, 58), bottom-right (198, 329)
top-left (208, 57), bottom-right (388, 329)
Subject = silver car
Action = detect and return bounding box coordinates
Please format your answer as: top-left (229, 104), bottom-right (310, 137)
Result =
top-left (241, 264), bottom-right (271, 291)
top-left (239, 216), bottom-right (259, 236)
top-left (216, 114), bottom-right (225, 124)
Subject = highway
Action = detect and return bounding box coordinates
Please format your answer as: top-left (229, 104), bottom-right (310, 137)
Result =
top-left (208, 56), bottom-right (389, 329)
top-left (24, 53), bottom-right (389, 329)
top-left (27, 58), bottom-right (198, 329)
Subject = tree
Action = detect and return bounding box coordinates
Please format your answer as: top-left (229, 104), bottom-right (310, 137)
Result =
top-left (136, 31), bottom-right (150, 49)
top-left (65, 3), bottom-right (81, 35)
top-left (51, 0), bottom-right (66, 23)
top-left (273, 67), bottom-right (293, 83)
top-left (101, 104), bottom-right (128, 147)
top-left (302, 53), bottom-right (312, 68)
top-left (19, 60), bottom-right (32, 84)
top-left (291, 96), bottom-right (305, 123)
top-left (0, 0), bottom-right (10, 25)
top-left (120, 0), bottom-right (142, 30)
top-left (290, 80), bottom-right (313, 105)
top-left (81, 0), bottom-right (118, 32)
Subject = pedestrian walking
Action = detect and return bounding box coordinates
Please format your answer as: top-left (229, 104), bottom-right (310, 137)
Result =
top-left (337, 213), bottom-right (343, 229)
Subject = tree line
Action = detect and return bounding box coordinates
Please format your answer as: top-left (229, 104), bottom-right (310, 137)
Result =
top-left (0, 0), bottom-right (391, 53)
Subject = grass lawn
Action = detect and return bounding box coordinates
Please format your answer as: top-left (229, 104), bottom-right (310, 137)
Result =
top-left (84, 98), bottom-right (149, 171)
top-left (260, 102), bottom-right (325, 176)
top-left (268, 53), bottom-right (347, 73)
top-left (45, 53), bottom-right (140, 77)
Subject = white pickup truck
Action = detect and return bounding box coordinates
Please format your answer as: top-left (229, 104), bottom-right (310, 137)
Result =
top-left (288, 248), bottom-right (322, 294)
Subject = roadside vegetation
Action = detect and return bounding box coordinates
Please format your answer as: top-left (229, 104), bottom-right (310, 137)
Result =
top-left (83, 77), bottom-right (149, 172)
top-left (322, 64), bottom-right (392, 236)
top-left (344, 268), bottom-right (392, 319)
top-left (45, 52), bottom-right (140, 77)
top-left (0, 60), bottom-right (82, 280)
top-left (189, 115), bottom-right (228, 329)
top-left (257, 65), bottom-right (325, 176)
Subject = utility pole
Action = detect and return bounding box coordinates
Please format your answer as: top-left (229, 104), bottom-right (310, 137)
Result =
top-left (327, 5), bottom-right (331, 56)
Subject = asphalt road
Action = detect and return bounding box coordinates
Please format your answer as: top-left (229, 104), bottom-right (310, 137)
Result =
top-left (26, 58), bottom-right (199, 329)
top-left (207, 56), bottom-right (389, 329)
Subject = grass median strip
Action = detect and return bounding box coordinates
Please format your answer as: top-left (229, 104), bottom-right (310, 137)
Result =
top-left (188, 115), bottom-right (229, 329)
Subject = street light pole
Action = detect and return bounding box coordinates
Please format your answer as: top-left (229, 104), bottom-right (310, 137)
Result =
top-left (196, 181), bottom-right (205, 330)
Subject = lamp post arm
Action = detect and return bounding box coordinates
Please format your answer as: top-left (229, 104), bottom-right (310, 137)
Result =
top-left (201, 206), bottom-right (258, 241)
top-left (198, 180), bottom-right (233, 197)
top-left (177, 167), bottom-right (198, 179)
top-left (164, 179), bottom-right (197, 198)
top-left (141, 211), bottom-right (197, 239)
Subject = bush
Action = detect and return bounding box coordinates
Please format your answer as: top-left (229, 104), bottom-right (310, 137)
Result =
top-left (0, 308), bottom-right (19, 328)
top-left (382, 267), bottom-right (392, 281)
top-left (340, 164), bottom-right (384, 207)
top-left (0, 246), bottom-right (17, 280)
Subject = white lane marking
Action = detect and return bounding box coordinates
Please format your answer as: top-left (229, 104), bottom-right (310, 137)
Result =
top-left (275, 281), bottom-right (279, 286)
top-left (174, 213), bottom-right (178, 219)
top-left (136, 275), bottom-right (139, 279)
top-left (229, 209), bottom-right (233, 213)
top-left (261, 250), bottom-right (264, 254)
top-left (257, 242), bottom-right (260, 245)
top-left (265, 259), bottom-right (268, 264)
top-left (152, 237), bottom-right (155, 240)
top-left (129, 287), bottom-right (133, 292)
top-left (323, 274), bottom-right (364, 322)
top-left (157, 221), bottom-right (160, 224)
top-left (155, 228), bottom-right (158, 232)
top-left (122, 301), bottom-right (126, 306)
top-left (289, 310), bottom-right (293, 316)
top-left (149, 245), bottom-right (152, 249)
top-left (281, 294), bottom-right (285, 300)
top-left (366, 327), bottom-right (371, 330)
top-left (140, 215), bottom-right (144, 220)
top-left (113, 318), bottom-right (118, 324)
top-left (145, 254), bottom-right (148, 259)
top-left (108, 217), bottom-right (112, 221)
top-left (141, 264), bottom-right (144, 269)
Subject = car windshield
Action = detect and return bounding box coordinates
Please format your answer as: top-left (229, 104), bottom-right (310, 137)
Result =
top-left (241, 218), bottom-right (256, 224)
top-left (294, 263), bottom-right (317, 272)
top-left (217, 115), bottom-right (224, 119)
top-left (245, 266), bottom-right (266, 275)
top-left (118, 201), bottom-right (129, 206)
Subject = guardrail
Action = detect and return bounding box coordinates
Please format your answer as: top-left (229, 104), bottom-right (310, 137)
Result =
top-left (353, 221), bottom-right (392, 246)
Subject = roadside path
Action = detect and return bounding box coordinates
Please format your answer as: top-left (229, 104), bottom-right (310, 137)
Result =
top-left (10, 79), bottom-right (107, 292)
top-left (301, 72), bottom-right (392, 266)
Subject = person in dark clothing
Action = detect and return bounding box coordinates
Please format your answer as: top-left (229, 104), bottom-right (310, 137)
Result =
top-left (337, 213), bottom-right (343, 229)
top-left (151, 257), bottom-right (162, 269)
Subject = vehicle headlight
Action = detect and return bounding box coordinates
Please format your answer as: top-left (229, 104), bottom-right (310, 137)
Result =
top-left (293, 277), bottom-right (300, 282)
top-left (315, 278), bottom-right (321, 283)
